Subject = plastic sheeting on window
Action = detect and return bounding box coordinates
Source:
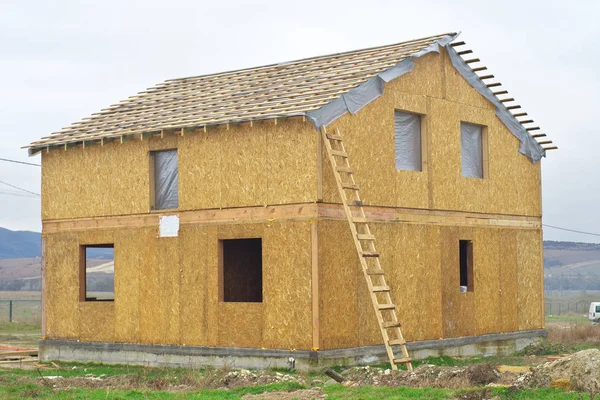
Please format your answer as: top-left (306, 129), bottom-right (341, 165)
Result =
top-left (461, 122), bottom-right (483, 178)
top-left (394, 111), bottom-right (422, 171)
top-left (154, 150), bottom-right (178, 210)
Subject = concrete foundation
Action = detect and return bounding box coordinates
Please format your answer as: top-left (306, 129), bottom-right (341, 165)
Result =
top-left (40, 329), bottom-right (546, 370)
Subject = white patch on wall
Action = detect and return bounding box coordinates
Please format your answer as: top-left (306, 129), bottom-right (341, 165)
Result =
top-left (159, 215), bottom-right (180, 237)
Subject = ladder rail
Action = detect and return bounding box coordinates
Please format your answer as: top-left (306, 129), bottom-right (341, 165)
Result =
top-left (321, 127), bottom-right (412, 371)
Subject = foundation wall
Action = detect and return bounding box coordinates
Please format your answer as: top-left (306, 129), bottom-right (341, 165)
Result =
top-left (40, 329), bottom-right (546, 370)
top-left (326, 49), bottom-right (542, 217)
top-left (44, 220), bottom-right (313, 351)
top-left (317, 219), bottom-right (544, 350)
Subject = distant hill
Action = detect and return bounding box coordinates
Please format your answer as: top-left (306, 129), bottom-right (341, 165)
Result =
top-left (0, 228), bottom-right (112, 259)
top-left (0, 227), bottom-right (41, 259)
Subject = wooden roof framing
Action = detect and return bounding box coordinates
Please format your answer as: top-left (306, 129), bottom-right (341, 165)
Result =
top-left (25, 32), bottom-right (555, 154)
top-left (449, 42), bottom-right (556, 152)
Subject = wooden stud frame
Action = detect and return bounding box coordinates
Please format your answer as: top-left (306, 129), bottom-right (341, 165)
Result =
top-left (311, 223), bottom-right (320, 350)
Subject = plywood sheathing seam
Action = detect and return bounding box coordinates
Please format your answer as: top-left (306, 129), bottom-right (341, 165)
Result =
top-left (326, 49), bottom-right (541, 217)
top-left (42, 120), bottom-right (318, 221)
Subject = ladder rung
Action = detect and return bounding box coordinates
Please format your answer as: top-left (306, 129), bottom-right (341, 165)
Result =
top-left (366, 269), bottom-right (385, 275)
top-left (382, 321), bottom-right (402, 328)
top-left (378, 304), bottom-right (396, 311)
top-left (336, 166), bottom-right (354, 173)
top-left (327, 134), bottom-right (343, 141)
top-left (362, 251), bottom-right (379, 258)
top-left (331, 150), bottom-right (348, 158)
top-left (342, 183), bottom-right (360, 190)
top-left (372, 286), bottom-right (390, 293)
top-left (389, 338), bottom-right (406, 345)
top-left (357, 234), bottom-right (375, 240)
top-left (393, 357), bottom-right (412, 364)
top-left (353, 217), bottom-right (369, 223)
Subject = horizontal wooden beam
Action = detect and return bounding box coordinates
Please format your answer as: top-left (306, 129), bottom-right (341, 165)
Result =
top-left (526, 127), bottom-right (540, 131)
top-left (519, 119), bottom-right (534, 124)
top-left (42, 203), bottom-right (542, 234)
top-left (472, 67), bottom-right (487, 72)
top-left (479, 74), bottom-right (495, 80)
top-left (512, 112), bottom-right (527, 117)
top-left (543, 146), bottom-right (558, 151)
top-left (500, 98), bottom-right (515, 103)
top-left (493, 90), bottom-right (508, 96)
top-left (537, 140), bottom-right (552, 145)
top-left (450, 41), bottom-right (465, 47)
top-left (457, 50), bottom-right (473, 56)
top-left (465, 58), bottom-right (480, 64)
top-left (486, 82), bottom-right (502, 88)
top-left (532, 134), bottom-right (546, 138)
top-left (506, 105), bottom-right (521, 110)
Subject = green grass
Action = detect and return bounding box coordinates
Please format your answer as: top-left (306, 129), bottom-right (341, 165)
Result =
top-left (546, 314), bottom-right (589, 324)
top-left (0, 321), bottom-right (41, 334)
top-left (363, 354), bottom-right (540, 371)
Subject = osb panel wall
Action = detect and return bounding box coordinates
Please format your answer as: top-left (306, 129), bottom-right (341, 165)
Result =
top-left (42, 119), bottom-right (317, 221)
top-left (326, 49), bottom-right (541, 217)
top-left (41, 140), bottom-right (149, 221)
top-left (44, 220), bottom-right (313, 350)
top-left (499, 230), bottom-right (519, 332)
top-left (318, 221), bottom-right (543, 349)
top-left (517, 229), bottom-right (544, 330)
top-left (318, 220), bottom-right (444, 350)
top-left (318, 220), bottom-right (360, 350)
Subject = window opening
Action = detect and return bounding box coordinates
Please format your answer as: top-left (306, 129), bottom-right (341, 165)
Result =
top-left (150, 149), bottom-right (178, 210)
top-left (80, 244), bottom-right (114, 301)
top-left (394, 110), bottom-right (423, 171)
top-left (459, 240), bottom-right (474, 293)
top-left (220, 238), bottom-right (263, 302)
top-left (460, 122), bottom-right (485, 178)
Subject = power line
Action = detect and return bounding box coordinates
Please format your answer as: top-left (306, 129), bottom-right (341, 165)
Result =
top-left (0, 190), bottom-right (40, 199)
top-left (0, 157), bottom-right (40, 167)
top-left (0, 180), bottom-right (40, 196)
top-left (543, 224), bottom-right (600, 238)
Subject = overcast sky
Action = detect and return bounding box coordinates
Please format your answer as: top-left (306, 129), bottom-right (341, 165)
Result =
top-left (0, 0), bottom-right (598, 242)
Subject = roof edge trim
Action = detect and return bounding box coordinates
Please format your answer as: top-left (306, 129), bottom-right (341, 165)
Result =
top-left (445, 44), bottom-right (545, 164)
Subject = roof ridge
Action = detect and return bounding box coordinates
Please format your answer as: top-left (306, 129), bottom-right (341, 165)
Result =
top-left (164, 32), bottom-right (456, 83)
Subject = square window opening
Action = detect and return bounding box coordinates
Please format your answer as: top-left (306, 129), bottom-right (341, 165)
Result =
top-left (459, 240), bottom-right (474, 293)
top-left (220, 238), bottom-right (263, 303)
top-left (80, 244), bottom-right (114, 301)
top-left (150, 149), bottom-right (178, 210)
top-left (394, 110), bottom-right (423, 171)
top-left (460, 122), bottom-right (487, 179)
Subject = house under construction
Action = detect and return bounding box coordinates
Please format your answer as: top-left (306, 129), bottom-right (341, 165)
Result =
top-left (26, 32), bottom-right (555, 369)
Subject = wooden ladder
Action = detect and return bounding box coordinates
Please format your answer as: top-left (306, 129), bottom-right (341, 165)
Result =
top-left (321, 126), bottom-right (413, 371)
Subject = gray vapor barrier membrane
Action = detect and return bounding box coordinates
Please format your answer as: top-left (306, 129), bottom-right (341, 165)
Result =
top-left (460, 122), bottom-right (484, 178)
top-left (394, 110), bottom-right (422, 171)
top-left (307, 33), bottom-right (545, 163)
top-left (154, 149), bottom-right (179, 210)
